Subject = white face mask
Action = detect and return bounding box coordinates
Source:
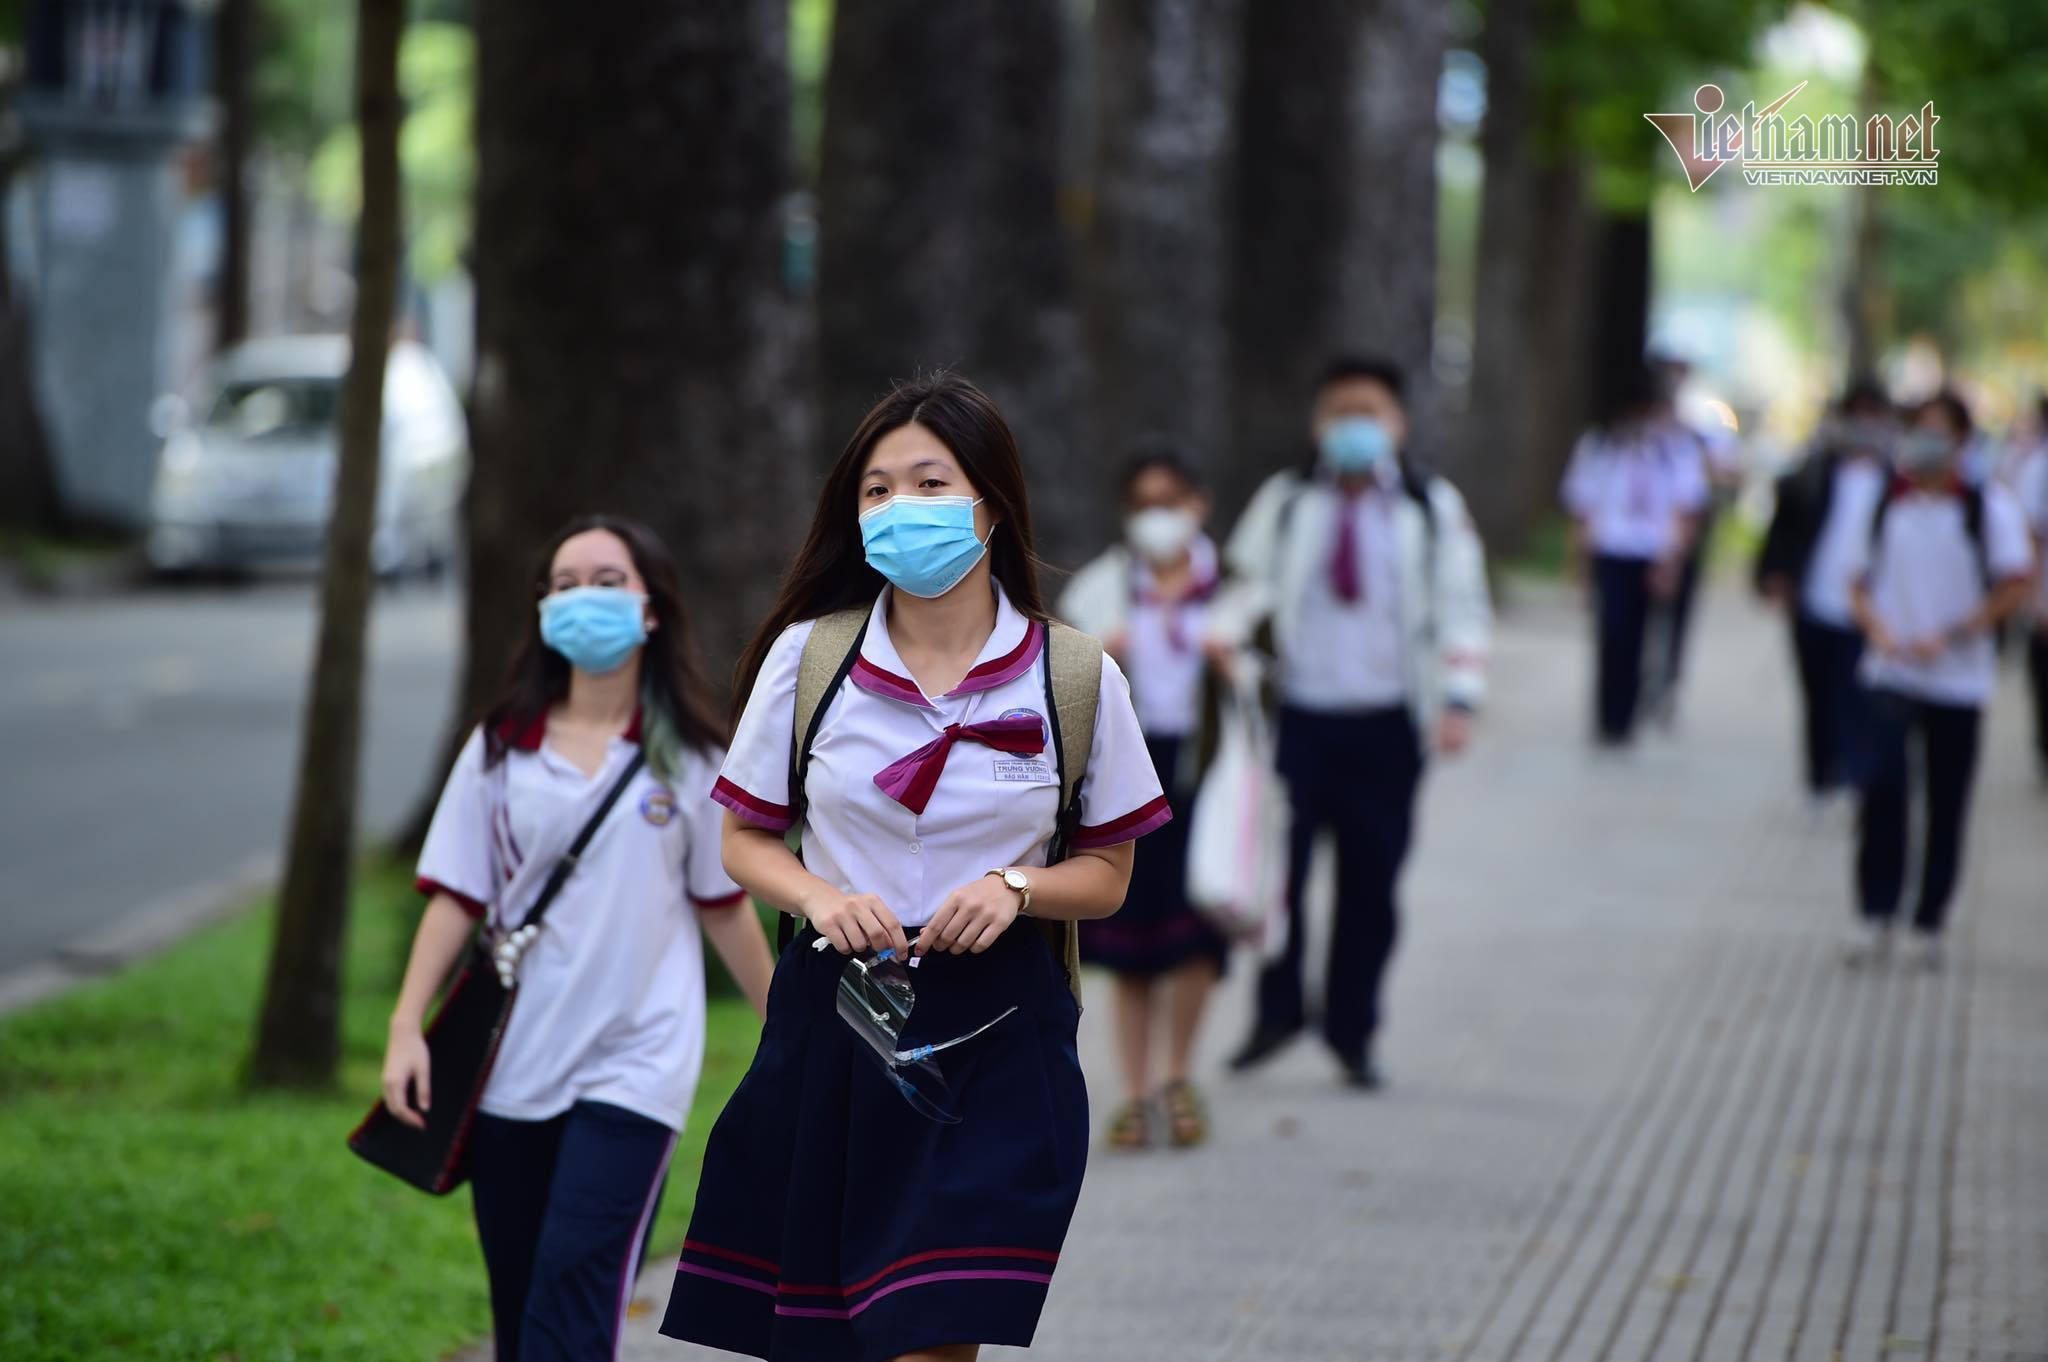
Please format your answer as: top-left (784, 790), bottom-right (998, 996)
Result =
top-left (1125, 506), bottom-right (1199, 564)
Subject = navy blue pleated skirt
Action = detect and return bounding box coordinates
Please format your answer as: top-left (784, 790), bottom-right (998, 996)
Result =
top-left (659, 920), bottom-right (1089, 1362)
top-left (1079, 736), bottom-right (1229, 978)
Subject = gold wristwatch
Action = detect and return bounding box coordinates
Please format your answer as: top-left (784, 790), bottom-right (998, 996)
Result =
top-left (987, 867), bottom-right (1033, 914)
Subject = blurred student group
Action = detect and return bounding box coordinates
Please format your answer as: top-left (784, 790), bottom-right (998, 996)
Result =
top-left (356, 343), bottom-right (2043, 1358)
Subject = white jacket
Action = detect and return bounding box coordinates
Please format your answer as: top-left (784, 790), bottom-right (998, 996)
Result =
top-left (1213, 466), bottom-right (1492, 732)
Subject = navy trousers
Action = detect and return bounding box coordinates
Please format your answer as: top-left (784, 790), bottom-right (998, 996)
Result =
top-left (1653, 505), bottom-right (1714, 709)
top-left (1856, 690), bottom-right (1982, 934)
top-left (1592, 554), bottom-right (1654, 742)
top-left (470, 1099), bottom-right (676, 1362)
top-left (1791, 614), bottom-right (1867, 793)
top-left (1255, 705), bottom-right (1424, 1062)
top-left (2029, 631), bottom-right (2048, 770)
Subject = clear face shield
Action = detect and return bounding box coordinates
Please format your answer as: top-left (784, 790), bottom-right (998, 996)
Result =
top-left (815, 935), bottom-right (1017, 1124)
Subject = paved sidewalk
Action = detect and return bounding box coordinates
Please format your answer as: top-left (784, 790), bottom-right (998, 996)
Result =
top-left (616, 582), bottom-right (2048, 1362)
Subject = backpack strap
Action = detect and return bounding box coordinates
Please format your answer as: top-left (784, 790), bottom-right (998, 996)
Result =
top-left (1869, 482), bottom-right (1992, 590)
top-left (789, 608), bottom-right (870, 824)
top-left (1963, 484), bottom-right (1990, 587)
top-left (1039, 621), bottom-right (1102, 1008)
top-left (776, 607), bottom-right (868, 950)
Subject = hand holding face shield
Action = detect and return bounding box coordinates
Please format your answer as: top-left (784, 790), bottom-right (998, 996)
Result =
top-left (814, 933), bottom-right (1017, 1124)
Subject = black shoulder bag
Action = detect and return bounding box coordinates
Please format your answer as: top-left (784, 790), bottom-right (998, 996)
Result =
top-left (347, 749), bottom-right (647, 1194)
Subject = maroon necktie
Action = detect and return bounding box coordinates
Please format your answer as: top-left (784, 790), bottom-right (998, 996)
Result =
top-left (873, 715), bottom-right (1047, 815)
top-left (1330, 492), bottom-right (1364, 603)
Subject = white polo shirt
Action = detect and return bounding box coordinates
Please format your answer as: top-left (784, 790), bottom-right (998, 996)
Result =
top-left (1855, 481), bottom-right (2034, 707)
top-left (712, 585), bottom-right (1170, 929)
top-left (2010, 446), bottom-right (2048, 616)
top-left (1800, 454), bottom-right (1888, 629)
top-left (1561, 425), bottom-right (1709, 560)
top-left (415, 714), bottom-right (744, 1131)
top-left (1277, 475), bottom-right (1408, 712)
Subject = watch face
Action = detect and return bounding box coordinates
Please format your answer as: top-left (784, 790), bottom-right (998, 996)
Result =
top-left (1004, 870), bottom-right (1028, 890)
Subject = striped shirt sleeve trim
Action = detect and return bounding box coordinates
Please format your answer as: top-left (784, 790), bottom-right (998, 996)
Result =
top-left (1071, 794), bottom-right (1173, 850)
top-left (712, 776), bottom-right (795, 832)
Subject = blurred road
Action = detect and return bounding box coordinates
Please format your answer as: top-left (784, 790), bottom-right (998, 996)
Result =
top-left (624, 579), bottom-right (2048, 1362)
top-left (0, 581), bottom-right (461, 973)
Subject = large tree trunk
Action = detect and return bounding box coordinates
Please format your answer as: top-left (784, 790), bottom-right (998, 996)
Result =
top-left (1223, 0), bottom-right (1445, 522)
top-left (1588, 203), bottom-right (1652, 419)
top-left (1456, 0), bottom-right (1538, 549)
top-left (0, 298), bottom-right (63, 533)
top-left (816, 0), bottom-right (1086, 563)
top-left (454, 0), bottom-right (806, 758)
top-left (1224, 0), bottom-right (1354, 520)
top-left (249, 0), bottom-right (403, 1088)
top-left (966, 0), bottom-right (1089, 569)
top-left (1458, 0), bottom-right (1597, 555)
top-left (1838, 68), bottom-right (1886, 381)
top-left (215, 0), bottom-right (252, 351)
top-left (0, 77), bottom-right (63, 533)
top-left (1517, 159), bottom-right (1595, 528)
top-left (1333, 0), bottom-right (1446, 425)
top-left (1084, 0), bottom-right (1240, 503)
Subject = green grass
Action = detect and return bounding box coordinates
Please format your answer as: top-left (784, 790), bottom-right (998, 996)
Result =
top-left (0, 859), bottom-right (761, 1362)
top-left (1506, 511), bottom-right (1574, 579)
top-left (0, 529), bottom-right (138, 590)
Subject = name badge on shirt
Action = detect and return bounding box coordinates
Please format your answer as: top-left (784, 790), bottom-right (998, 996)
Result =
top-left (993, 757), bottom-right (1058, 784)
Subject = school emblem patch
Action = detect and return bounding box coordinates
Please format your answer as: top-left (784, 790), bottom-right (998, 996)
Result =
top-left (641, 789), bottom-right (678, 826)
top-left (992, 708), bottom-right (1057, 784)
top-left (996, 707), bottom-right (1049, 743)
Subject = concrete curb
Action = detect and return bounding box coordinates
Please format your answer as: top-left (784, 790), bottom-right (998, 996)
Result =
top-left (0, 851), bottom-right (277, 1018)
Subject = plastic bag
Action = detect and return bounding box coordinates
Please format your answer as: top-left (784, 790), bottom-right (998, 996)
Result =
top-left (1185, 666), bottom-right (1291, 956)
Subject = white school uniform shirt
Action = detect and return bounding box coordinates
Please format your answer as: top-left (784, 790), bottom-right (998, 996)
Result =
top-left (1854, 480), bottom-right (2035, 707)
top-left (415, 714), bottom-right (744, 1130)
top-left (1799, 454), bottom-right (1889, 629)
top-left (1276, 467), bottom-right (1409, 711)
top-left (1057, 534), bottom-right (1220, 739)
top-left (1216, 465), bottom-right (1493, 732)
top-left (711, 584), bottom-right (1170, 928)
top-left (2009, 445), bottom-right (2048, 616)
top-left (1560, 424), bottom-right (1709, 560)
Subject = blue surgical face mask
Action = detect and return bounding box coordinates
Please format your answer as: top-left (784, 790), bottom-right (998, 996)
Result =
top-left (1894, 430), bottom-right (1953, 477)
top-left (1320, 416), bottom-right (1393, 474)
top-left (859, 494), bottom-right (989, 599)
top-left (538, 585), bottom-right (648, 675)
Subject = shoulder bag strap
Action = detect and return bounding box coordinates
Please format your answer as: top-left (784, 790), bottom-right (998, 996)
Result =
top-left (514, 748), bottom-right (647, 932)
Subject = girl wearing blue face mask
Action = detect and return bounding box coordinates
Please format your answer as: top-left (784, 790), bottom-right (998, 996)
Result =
top-left (660, 374), bottom-right (1171, 1362)
top-left (382, 514), bottom-right (774, 1362)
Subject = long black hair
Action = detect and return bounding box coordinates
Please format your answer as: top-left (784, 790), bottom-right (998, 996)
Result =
top-left (484, 513), bottom-right (725, 780)
top-left (732, 372), bottom-right (1049, 718)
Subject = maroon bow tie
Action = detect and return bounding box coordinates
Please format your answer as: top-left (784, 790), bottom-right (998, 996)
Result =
top-left (873, 715), bottom-right (1047, 814)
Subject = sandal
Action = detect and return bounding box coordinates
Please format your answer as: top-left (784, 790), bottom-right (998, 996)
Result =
top-left (1160, 1079), bottom-right (1209, 1149)
top-left (1105, 1098), bottom-right (1152, 1151)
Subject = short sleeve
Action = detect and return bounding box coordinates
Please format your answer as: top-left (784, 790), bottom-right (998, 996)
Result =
top-left (2013, 452), bottom-right (2048, 534)
top-left (711, 620), bottom-right (814, 832)
top-left (1560, 434), bottom-right (1598, 513)
top-left (1984, 484), bottom-right (2036, 581)
top-left (681, 747), bottom-right (746, 909)
top-left (1069, 653), bottom-right (1172, 850)
top-left (415, 726), bottom-right (499, 919)
top-left (1668, 434), bottom-right (1711, 511)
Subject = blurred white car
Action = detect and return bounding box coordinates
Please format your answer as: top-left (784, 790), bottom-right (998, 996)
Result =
top-left (145, 336), bottom-right (469, 577)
